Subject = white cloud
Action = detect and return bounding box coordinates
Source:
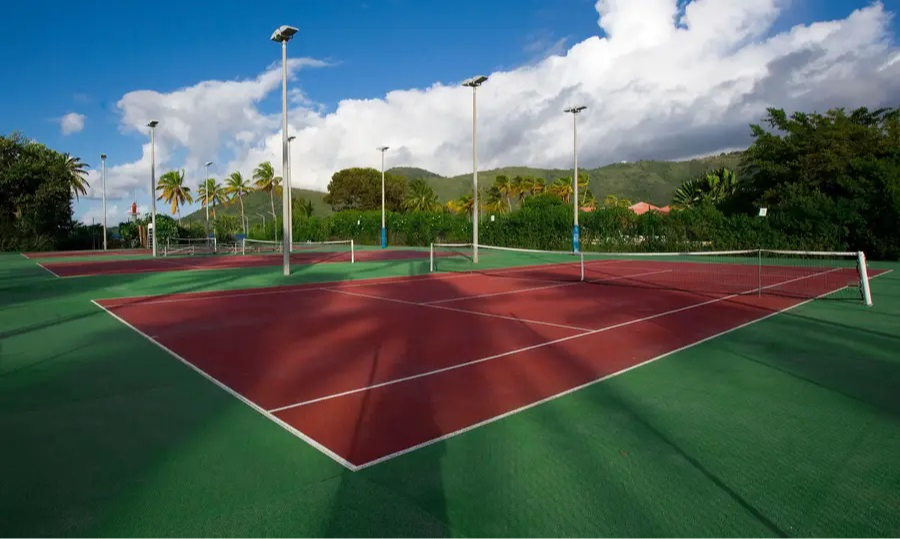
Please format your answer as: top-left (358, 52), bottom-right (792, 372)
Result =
top-left (60, 112), bottom-right (86, 135)
top-left (78, 203), bottom-right (147, 225)
top-left (104, 0), bottom-right (899, 200)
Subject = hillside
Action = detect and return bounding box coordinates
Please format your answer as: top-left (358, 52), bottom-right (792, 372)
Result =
top-left (387, 167), bottom-right (443, 180)
top-left (427, 152), bottom-right (743, 206)
top-left (182, 153), bottom-right (743, 222)
top-left (183, 188), bottom-right (331, 225)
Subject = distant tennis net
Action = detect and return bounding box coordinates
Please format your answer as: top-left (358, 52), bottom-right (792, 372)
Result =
top-left (241, 238), bottom-right (355, 263)
top-left (430, 243), bottom-right (874, 305)
top-left (163, 237), bottom-right (217, 256)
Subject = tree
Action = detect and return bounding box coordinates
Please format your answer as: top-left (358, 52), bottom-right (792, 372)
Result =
top-left (532, 178), bottom-right (546, 195)
top-left (197, 178), bottom-right (225, 219)
top-left (292, 196), bottom-right (314, 219)
top-left (603, 194), bottom-right (633, 209)
top-left (517, 176), bottom-right (535, 203)
top-left (739, 107), bottom-right (900, 258)
top-left (483, 185), bottom-right (507, 214)
top-left (1, 134), bottom-right (76, 250)
top-left (447, 194), bottom-right (474, 216)
top-left (61, 153), bottom-right (90, 200)
top-left (550, 177), bottom-right (574, 203)
top-left (493, 175), bottom-right (513, 210)
top-left (324, 167), bottom-right (407, 211)
top-left (156, 169), bottom-right (193, 221)
top-left (577, 172), bottom-right (590, 205)
top-left (672, 168), bottom-right (739, 209)
top-left (402, 178), bottom-right (441, 212)
top-left (253, 161), bottom-right (282, 220)
top-left (224, 171), bottom-right (252, 233)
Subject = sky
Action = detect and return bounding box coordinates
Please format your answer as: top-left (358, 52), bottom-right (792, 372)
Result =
top-left (1, 0), bottom-right (898, 224)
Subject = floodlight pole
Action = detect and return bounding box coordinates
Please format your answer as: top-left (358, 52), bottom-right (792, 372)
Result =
top-left (463, 75), bottom-right (487, 263)
top-left (148, 121), bottom-right (159, 257)
top-left (565, 106), bottom-right (586, 253)
top-left (101, 154), bottom-right (107, 250)
top-left (288, 135), bottom-right (296, 250)
top-left (272, 25), bottom-right (298, 276)
top-left (378, 146), bottom-right (389, 248)
top-left (204, 161), bottom-right (212, 238)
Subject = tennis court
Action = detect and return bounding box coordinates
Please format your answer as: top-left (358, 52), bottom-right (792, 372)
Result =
top-left (40, 245), bottom-right (435, 277)
top-left (22, 248), bottom-right (151, 259)
top-left (4, 245), bottom-right (900, 536)
top-left (94, 249), bottom-right (885, 469)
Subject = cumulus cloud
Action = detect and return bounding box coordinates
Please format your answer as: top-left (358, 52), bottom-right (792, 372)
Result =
top-left (106, 0), bottom-right (899, 202)
top-left (60, 112), bottom-right (86, 135)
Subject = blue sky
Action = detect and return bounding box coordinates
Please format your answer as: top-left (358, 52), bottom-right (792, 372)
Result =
top-left (1, 0), bottom-right (898, 223)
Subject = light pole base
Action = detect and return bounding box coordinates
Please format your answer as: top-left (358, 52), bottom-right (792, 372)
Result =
top-left (381, 227), bottom-right (387, 249)
top-left (572, 225), bottom-right (580, 253)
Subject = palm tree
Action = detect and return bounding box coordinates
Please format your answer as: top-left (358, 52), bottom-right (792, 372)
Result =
top-left (672, 167), bottom-right (739, 208)
top-left (224, 172), bottom-right (252, 233)
top-left (517, 176), bottom-right (534, 203)
top-left (198, 178), bottom-right (225, 219)
top-left (253, 161), bottom-right (282, 220)
top-left (402, 178), bottom-right (441, 212)
top-left (493, 175), bottom-right (513, 210)
top-left (577, 173), bottom-right (590, 205)
top-left (532, 178), bottom-right (546, 195)
top-left (61, 153), bottom-right (90, 200)
top-left (550, 177), bottom-right (574, 203)
top-left (156, 169), bottom-right (193, 221)
top-left (292, 196), bottom-right (314, 219)
top-left (447, 194), bottom-right (474, 216)
top-left (483, 185), bottom-right (507, 214)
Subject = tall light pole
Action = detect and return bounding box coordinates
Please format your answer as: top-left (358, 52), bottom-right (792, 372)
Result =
top-left (272, 24), bottom-right (298, 276)
top-left (204, 160), bottom-right (213, 238)
top-left (287, 135), bottom-right (296, 249)
top-left (147, 121), bottom-right (159, 257)
top-left (564, 106), bottom-right (587, 253)
top-left (462, 75), bottom-right (488, 263)
top-left (377, 146), bottom-right (389, 248)
top-left (100, 154), bottom-right (108, 250)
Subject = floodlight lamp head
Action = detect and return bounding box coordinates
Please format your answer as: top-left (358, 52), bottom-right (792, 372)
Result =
top-left (288, 136), bottom-right (296, 142)
top-left (271, 25), bottom-right (298, 42)
top-left (564, 105), bottom-right (587, 114)
top-left (205, 161), bottom-right (213, 167)
top-left (462, 75), bottom-right (488, 87)
top-left (377, 146), bottom-right (390, 152)
top-left (100, 153), bottom-right (107, 159)
top-left (147, 120), bottom-right (159, 128)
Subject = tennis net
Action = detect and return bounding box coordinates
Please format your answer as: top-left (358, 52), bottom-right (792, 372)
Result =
top-left (241, 238), bottom-right (355, 263)
top-left (430, 243), bottom-right (874, 305)
top-left (163, 237), bottom-right (217, 256)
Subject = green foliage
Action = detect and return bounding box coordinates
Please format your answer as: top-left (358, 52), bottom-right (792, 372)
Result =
top-left (157, 169), bottom-right (193, 218)
top-left (324, 167), bottom-right (407, 212)
top-left (672, 167), bottom-right (739, 208)
top-left (0, 133), bottom-right (78, 251)
top-left (213, 215), bottom-right (240, 242)
top-left (402, 179), bottom-right (441, 212)
top-left (738, 107), bottom-right (900, 258)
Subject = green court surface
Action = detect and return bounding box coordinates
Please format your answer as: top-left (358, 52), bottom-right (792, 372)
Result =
top-left (2, 249), bottom-right (900, 537)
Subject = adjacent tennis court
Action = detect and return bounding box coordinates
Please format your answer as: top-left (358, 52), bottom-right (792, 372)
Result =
top-left (94, 250), bottom-right (886, 469)
top-left (40, 243), bottom-right (434, 277)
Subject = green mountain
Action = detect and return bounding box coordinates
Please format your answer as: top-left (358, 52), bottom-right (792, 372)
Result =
top-left (387, 167), bottom-right (443, 180)
top-left (183, 188), bottom-right (331, 226)
top-left (182, 153), bottom-right (742, 222)
top-left (427, 152), bottom-right (743, 206)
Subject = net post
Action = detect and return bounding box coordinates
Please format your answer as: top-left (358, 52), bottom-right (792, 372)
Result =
top-left (351, 239), bottom-right (355, 264)
top-left (857, 251), bottom-right (873, 306)
top-left (241, 237), bottom-right (246, 256)
top-left (757, 248), bottom-right (762, 297)
top-left (580, 250), bottom-right (585, 282)
top-left (212, 237), bottom-right (217, 254)
top-left (430, 243), bottom-right (435, 272)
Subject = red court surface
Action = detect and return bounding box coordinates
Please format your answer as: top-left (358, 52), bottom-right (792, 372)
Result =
top-left (95, 259), bottom-right (881, 469)
top-left (41, 249), bottom-right (434, 277)
top-left (23, 248), bottom-right (151, 259)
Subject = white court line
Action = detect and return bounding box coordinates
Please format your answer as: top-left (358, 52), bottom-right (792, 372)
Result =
top-left (97, 257), bottom-right (627, 307)
top-left (90, 299), bottom-right (360, 472)
top-left (327, 288), bottom-right (595, 332)
top-left (267, 267), bottom-right (845, 414)
top-left (35, 263), bottom-right (61, 278)
top-left (424, 268), bottom-right (673, 305)
top-left (354, 267), bottom-right (895, 469)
